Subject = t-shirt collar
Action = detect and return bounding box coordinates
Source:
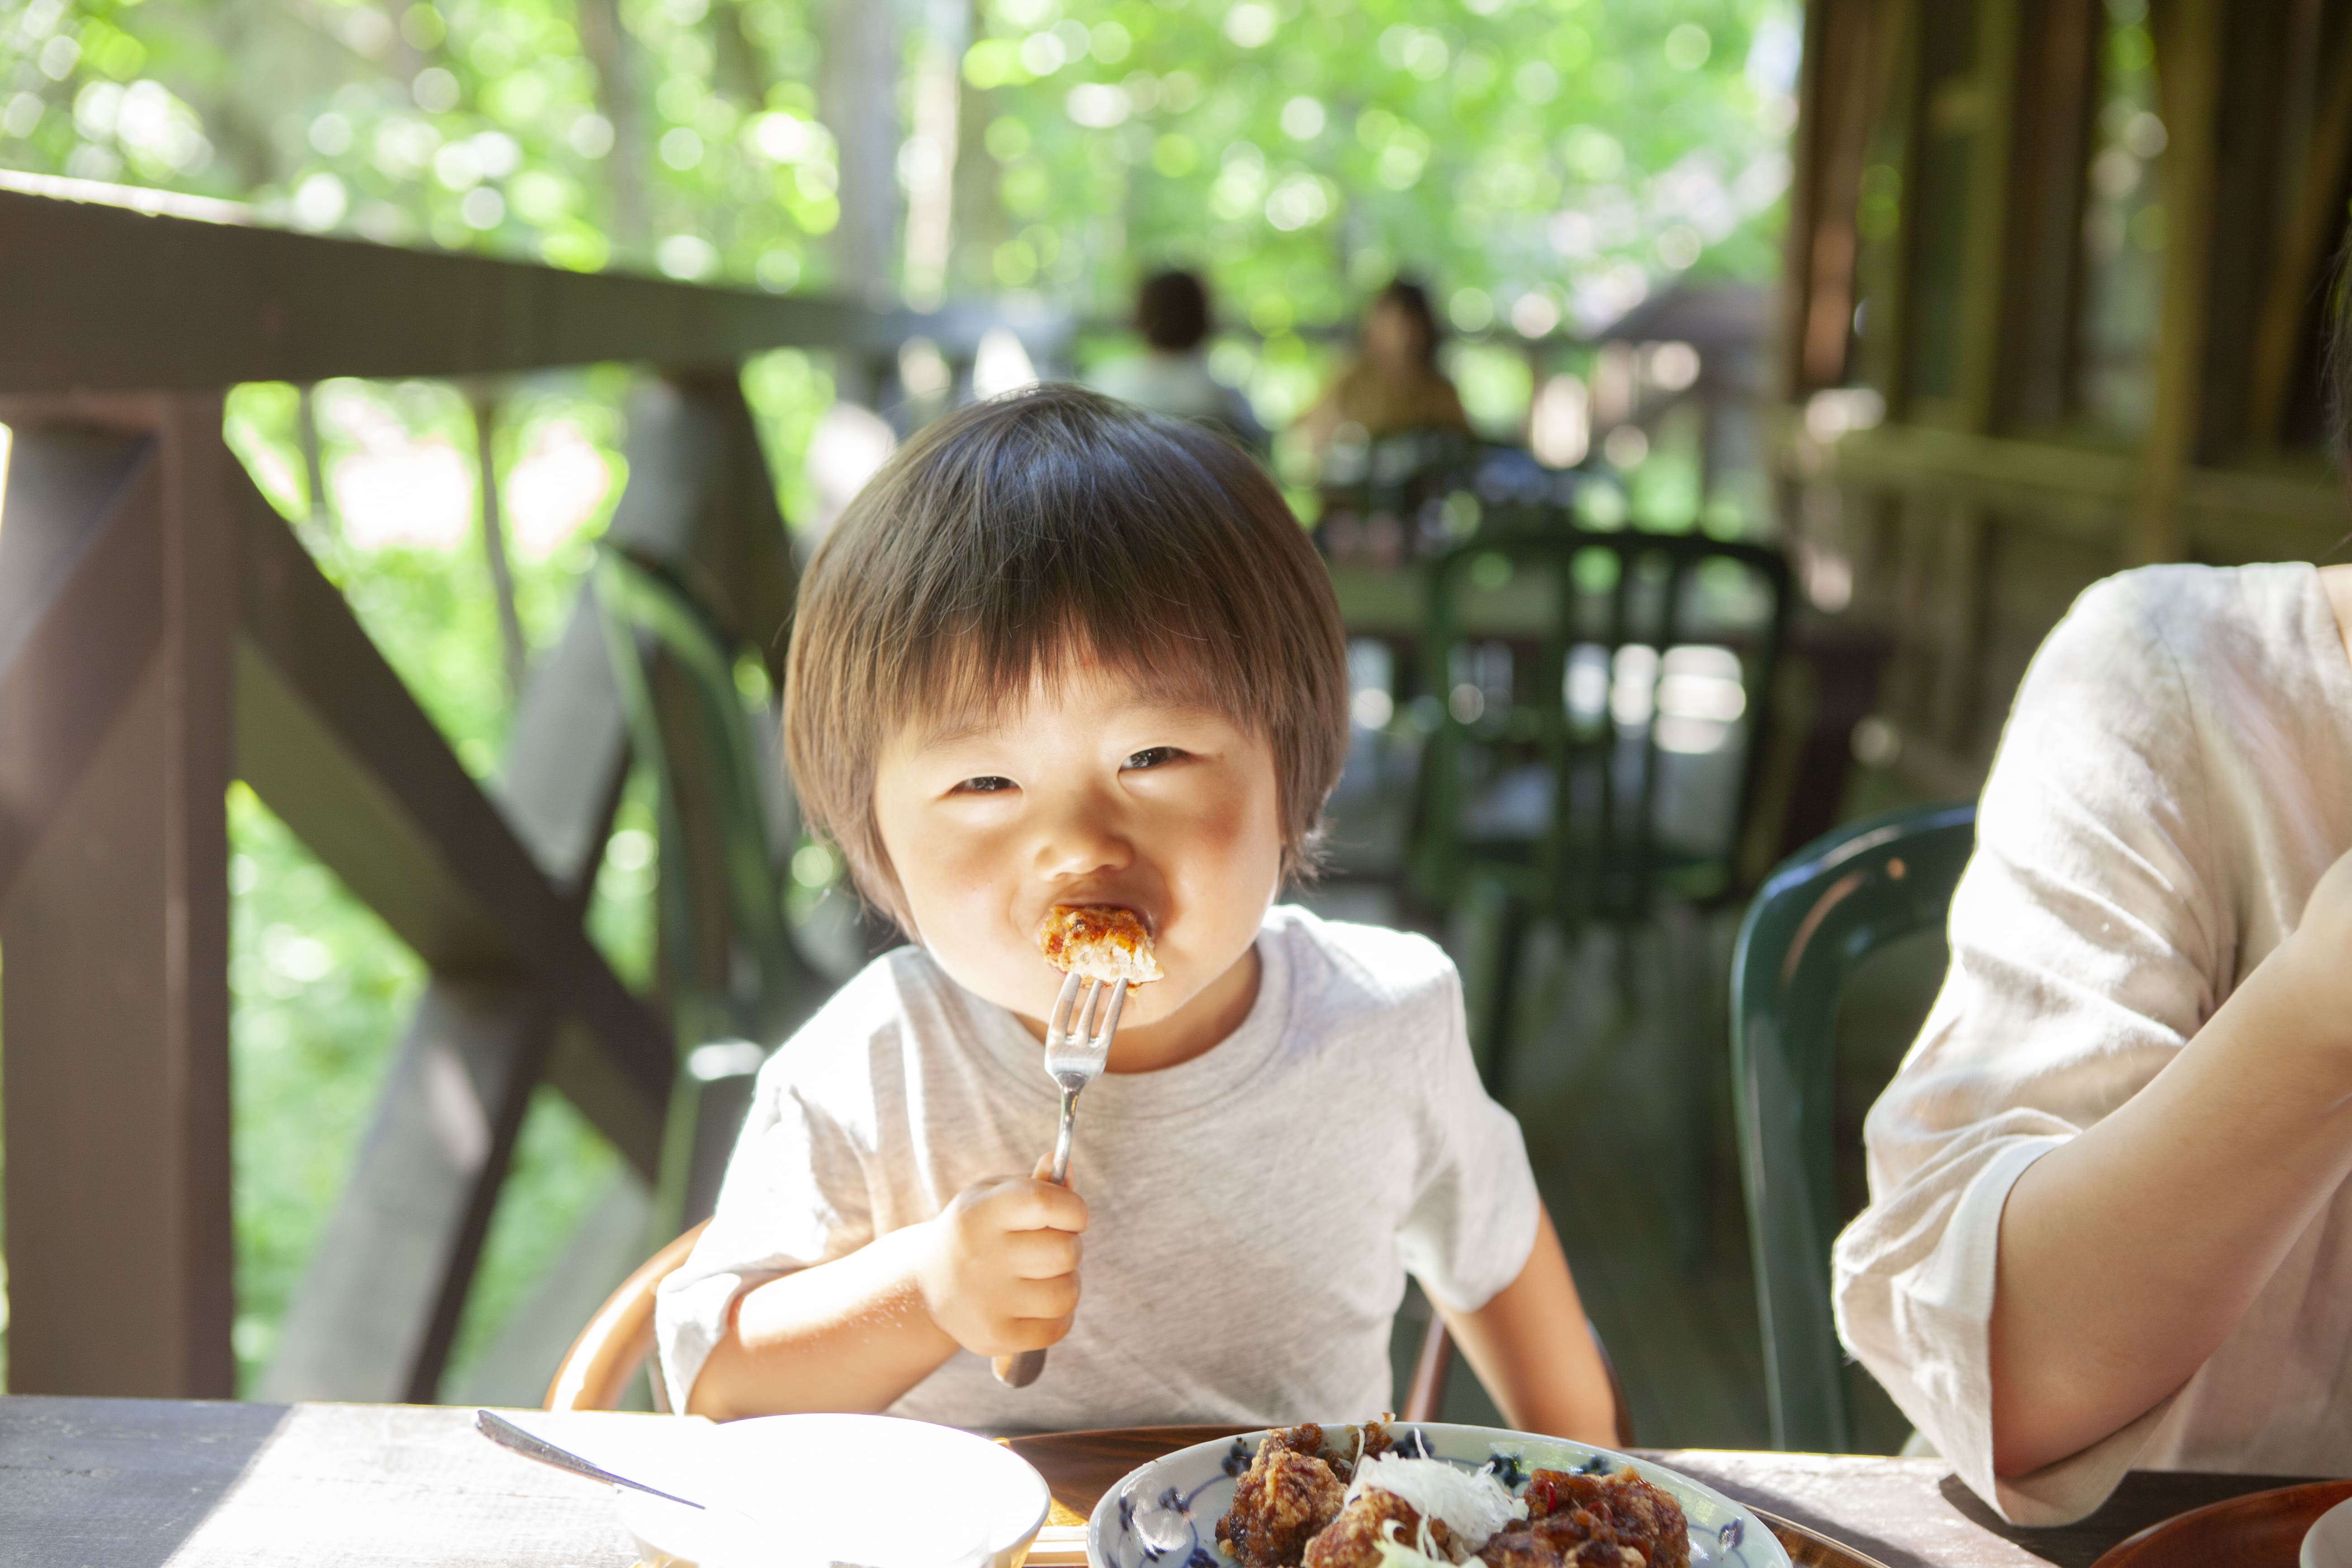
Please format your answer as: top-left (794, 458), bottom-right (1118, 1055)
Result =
top-left (960, 917), bottom-right (1293, 1122)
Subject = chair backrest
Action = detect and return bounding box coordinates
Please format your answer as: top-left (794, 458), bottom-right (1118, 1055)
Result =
top-left (545, 1218), bottom-right (710, 1412)
top-left (596, 546), bottom-right (820, 1051)
top-left (1411, 527), bottom-right (1792, 923)
top-left (1728, 800), bottom-right (1976, 1451)
top-left (1315, 426), bottom-right (1484, 565)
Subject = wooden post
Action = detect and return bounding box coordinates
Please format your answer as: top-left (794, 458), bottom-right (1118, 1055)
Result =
top-left (0, 395), bottom-right (236, 1397)
top-left (2133, 0), bottom-right (2225, 564)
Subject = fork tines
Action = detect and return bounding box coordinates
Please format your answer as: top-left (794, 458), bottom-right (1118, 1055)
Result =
top-left (1044, 972), bottom-right (1128, 1071)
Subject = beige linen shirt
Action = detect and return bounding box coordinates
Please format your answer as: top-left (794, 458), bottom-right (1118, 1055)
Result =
top-left (1834, 563), bottom-right (2352, 1525)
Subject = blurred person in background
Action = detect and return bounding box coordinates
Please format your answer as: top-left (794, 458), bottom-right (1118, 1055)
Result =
top-left (1086, 269), bottom-right (1267, 455)
top-left (1299, 278), bottom-right (1471, 457)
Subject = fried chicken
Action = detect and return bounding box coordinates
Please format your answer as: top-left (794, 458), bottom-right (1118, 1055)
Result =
top-left (1217, 1426), bottom-right (1346, 1568)
top-left (1302, 1488), bottom-right (1455, 1568)
top-left (1037, 904), bottom-right (1163, 984)
top-left (1498, 1471), bottom-right (1688, 1568)
top-left (1478, 1515), bottom-right (1647, 1568)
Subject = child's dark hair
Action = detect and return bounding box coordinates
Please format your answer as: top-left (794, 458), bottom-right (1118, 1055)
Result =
top-left (784, 384), bottom-right (1350, 929)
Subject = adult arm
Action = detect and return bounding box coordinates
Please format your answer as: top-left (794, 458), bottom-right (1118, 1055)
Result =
top-left (1985, 560), bottom-right (2352, 1477)
top-left (1829, 567), bottom-right (2352, 1523)
top-left (1436, 1204), bottom-right (1621, 1446)
top-left (1988, 863), bottom-right (2352, 1473)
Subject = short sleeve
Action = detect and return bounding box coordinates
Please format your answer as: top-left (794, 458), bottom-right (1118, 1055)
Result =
top-left (1831, 571), bottom-right (2225, 1524)
top-left (1397, 964), bottom-right (1543, 1312)
top-left (653, 1059), bottom-right (875, 1413)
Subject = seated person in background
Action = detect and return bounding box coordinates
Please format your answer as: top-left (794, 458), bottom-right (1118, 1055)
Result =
top-left (1297, 278), bottom-right (1471, 458)
top-left (1834, 269), bottom-right (2352, 1525)
top-left (1085, 268), bottom-right (1267, 453)
top-left (657, 384), bottom-right (1620, 1442)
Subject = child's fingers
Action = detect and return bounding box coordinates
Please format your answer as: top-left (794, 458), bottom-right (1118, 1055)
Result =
top-left (988, 1176), bottom-right (1089, 1234)
top-left (1004, 1270), bottom-right (1080, 1322)
top-left (1001, 1224), bottom-right (1082, 1279)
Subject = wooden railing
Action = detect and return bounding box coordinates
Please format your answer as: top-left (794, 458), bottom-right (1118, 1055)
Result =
top-left (0, 182), bottom-right (1062, 1402)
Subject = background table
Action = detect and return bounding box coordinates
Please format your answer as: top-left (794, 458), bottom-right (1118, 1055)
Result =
top-left (0, 1395), bottom-right (2322, 1568)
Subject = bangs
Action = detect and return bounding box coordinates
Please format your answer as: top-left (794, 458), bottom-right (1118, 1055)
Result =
top-left (784, 385), bottom-right (1349, 928)
top-left (905, 619), bottom-right (1233, 748)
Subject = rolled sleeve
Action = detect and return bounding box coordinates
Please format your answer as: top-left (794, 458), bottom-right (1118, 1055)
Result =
top-left (653, 1061), bottom-right (874, 1414)
top-left (1831, 572), bottom-right (2222, 1524)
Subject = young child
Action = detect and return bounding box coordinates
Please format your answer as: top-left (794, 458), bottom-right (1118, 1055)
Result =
top-left (655, 384), bottom-right (1618, 1438)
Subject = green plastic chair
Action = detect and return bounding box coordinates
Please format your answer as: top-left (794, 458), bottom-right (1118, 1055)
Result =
top-left (596, 546), bottom-right (832, 1233)
top-left (1410, 527), bottom-right (1792, 1090)
top-left (1728, 799), bottom-right (1977, 1451)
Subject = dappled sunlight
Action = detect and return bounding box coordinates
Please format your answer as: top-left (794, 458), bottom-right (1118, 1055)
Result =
top-left (506, 417), bottom-right (613, 559)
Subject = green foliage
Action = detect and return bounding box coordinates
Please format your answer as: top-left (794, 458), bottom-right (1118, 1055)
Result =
top-left (227, 786), bottom-right (424, 1388)
top-left (1, 0), bottom-right (1794, 1395)
top-left (968, 0), bottom-right (1792, 314)
top-left (217, 378), bottom-right (651, 1394)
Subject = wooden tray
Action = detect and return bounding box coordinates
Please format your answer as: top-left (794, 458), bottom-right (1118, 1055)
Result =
top-left (2090, 1479), bottom-right (2352, 1568)
top-left (1003, 1426), bottom-right (1898, 1568)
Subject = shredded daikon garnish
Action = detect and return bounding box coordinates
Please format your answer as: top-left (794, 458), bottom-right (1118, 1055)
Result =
top-left (1369, 1517), bottom-right (1458, 1568)
top-left (1345, 1455), bottom-right (1527, 1553)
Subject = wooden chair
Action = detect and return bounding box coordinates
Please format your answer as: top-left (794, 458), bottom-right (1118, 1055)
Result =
top-left (547, 1222), bottom-right (1635, 1445)
top-left (544, 1220), bottom-right (710, 1412)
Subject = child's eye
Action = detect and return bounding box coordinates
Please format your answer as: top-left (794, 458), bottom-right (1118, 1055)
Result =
top-left (955, 775), bottom-right (1017, 794)
top-left (1123, 746), bottom-right (1184, 770)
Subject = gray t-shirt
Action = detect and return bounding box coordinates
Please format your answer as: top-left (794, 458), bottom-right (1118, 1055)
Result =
top-left (656, 905), bottom-right (1541, 1432)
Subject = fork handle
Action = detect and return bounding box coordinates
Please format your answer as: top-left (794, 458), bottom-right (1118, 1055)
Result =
top-left (1047, 1083), bottom-right (1079, 1185)
top-left (994, 1086), bottom-right (1082, 1389)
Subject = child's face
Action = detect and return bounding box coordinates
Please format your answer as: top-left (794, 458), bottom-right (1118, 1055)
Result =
top-left (872, 655), bottom-right (1284, 1045)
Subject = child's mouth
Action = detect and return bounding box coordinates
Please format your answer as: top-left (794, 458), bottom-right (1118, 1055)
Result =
top-left (1037, 903), bottom-right (1164, 984)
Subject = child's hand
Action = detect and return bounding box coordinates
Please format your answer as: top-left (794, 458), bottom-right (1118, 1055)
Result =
top-left (915, 1161), bottom-right (1087, 1356)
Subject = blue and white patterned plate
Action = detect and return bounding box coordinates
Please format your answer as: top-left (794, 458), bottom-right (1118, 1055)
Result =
top-left (1086, 1422), bottom-right (1792, 1568)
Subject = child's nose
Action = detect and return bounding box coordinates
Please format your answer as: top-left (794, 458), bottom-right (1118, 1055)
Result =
top-left (1034, 794), bottom-right (1132, 877)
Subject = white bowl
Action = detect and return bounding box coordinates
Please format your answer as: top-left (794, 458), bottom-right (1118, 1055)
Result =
top-left (2303, 1496), bottom-right (2352, 1568)
top-left (615, 1413), bottom-right (1050, 1568)
top-left (1086, 1421), bottom-right (1792, 1568)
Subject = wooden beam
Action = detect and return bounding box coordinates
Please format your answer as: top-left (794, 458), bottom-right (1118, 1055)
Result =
top-left (1992, 0), bottom-right (2102, 429)
top-left (1859, 0), bottom-right (1925, 411)
top-left (1816, 423), bottom-right (2138, 541)
top-left (0, 419), bottom-right (164, 902)
top-left (256, 599), bottom-right (645, 1406)
top-left (0, 395), bottom-right (236, 1397)
top-left (232, 485), bottom-right (669, 1108)
top-left (0, 184), bottom-right (1067, 396)
top-left (1954, 0), bottom-right (2024, 432)
top-left (2245, 12), bottom-right (2352, 450)
top-left (260, 373), bottom-right (798, 1402)
top-left (2133, 0), bottom-right (2226, 562)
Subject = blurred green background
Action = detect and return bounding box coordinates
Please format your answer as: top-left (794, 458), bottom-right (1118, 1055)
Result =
top-left (0, 0), bottom-right (1797, 1394)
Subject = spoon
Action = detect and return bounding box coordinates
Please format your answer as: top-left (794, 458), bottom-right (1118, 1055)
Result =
top-left (474, 1409), bottom-right (703, 1509)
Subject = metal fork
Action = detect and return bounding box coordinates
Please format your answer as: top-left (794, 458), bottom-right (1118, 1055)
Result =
top-left (991, 970), bottom-right (1127, 1389)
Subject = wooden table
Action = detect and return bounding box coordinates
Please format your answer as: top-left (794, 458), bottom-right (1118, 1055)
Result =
top-left (0, 1395), bottom-right (2320, 1568)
